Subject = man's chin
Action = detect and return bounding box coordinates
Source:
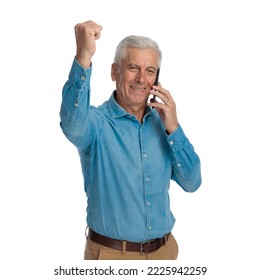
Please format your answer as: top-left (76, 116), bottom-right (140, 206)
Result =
top-left (130, 97), bottom-right (148, 106)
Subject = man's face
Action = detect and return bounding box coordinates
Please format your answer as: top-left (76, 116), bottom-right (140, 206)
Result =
top-left (111, 47), bottom-right (159, 109)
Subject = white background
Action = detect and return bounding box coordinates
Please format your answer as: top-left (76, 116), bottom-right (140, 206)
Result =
top-left (0, 0), bottom-right (260, 279)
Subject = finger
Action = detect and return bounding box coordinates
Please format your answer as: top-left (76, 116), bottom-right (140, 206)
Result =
top-left (147, 101), bottom-right (168, 109)
top-left (92, 24), bottom-right (102, 39)
top-left (75, 21), bottom-right (102, 39)
top-left (150, 89), bottom-right (170, 104)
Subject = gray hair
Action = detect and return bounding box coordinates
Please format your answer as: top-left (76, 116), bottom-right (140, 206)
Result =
top-left (114, 35), bottom-right (162, 67)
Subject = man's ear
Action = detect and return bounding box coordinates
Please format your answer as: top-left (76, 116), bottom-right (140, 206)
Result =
top-left (111, 63), bottom-right (117, 81)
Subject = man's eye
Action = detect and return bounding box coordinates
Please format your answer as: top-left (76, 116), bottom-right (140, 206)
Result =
top-left (147, 70), bottom-right (156, 75)
top-left (128, 66), bottom-right (139, 72)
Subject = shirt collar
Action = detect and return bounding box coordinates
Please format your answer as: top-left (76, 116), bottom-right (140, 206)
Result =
top-left (107, 90), bottom-right (152, 119)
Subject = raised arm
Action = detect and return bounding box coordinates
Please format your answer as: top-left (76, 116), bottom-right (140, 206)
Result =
top-left (60, 21), bottom-right (103, 150)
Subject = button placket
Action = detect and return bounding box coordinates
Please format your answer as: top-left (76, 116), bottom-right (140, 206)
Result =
top-left (140, 125), bottom-right (153, 233)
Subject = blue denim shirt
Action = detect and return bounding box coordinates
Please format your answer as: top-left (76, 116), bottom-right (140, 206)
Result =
top-left (60, 59), bottom-right (202, 242)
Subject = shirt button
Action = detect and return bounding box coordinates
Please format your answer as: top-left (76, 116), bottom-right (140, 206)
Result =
top-left (169, 140), bottom-right (174, 145)
top-left (177, 163), bottom-right (182, 167)
top-left (74, 102), bottom-right (78, 107)
top-left (147, 201), bottom-right (151, 206)
top-left (145, 177), bottom-right (150, 182)
top-left (81, 76), bottom-right (86, 81)
top-left (143, 153), bottom-right (147, 158)
top-left (147, 226), bottom-right (152, 230)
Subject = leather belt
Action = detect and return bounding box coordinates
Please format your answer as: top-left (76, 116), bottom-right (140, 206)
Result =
top-left (88, 228), bottom-right (170, 254)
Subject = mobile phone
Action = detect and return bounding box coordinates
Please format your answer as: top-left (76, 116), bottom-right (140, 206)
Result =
top-left (150, 68), bottom-right (160, 103)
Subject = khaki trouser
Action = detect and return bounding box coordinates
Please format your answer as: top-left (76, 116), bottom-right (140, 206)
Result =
top-left (84, 233), bottom-right (178, 260)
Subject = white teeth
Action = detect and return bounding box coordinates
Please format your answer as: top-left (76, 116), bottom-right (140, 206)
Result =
top-left (131, 86), bottom-right (145, 90)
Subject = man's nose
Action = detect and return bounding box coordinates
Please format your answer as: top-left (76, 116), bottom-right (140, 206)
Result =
top-left (135, 70), bottom-right (146, 83)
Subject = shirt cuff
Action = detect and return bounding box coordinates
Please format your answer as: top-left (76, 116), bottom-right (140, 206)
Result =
top-left (68, 58), bottom-right (92, 89)
top-left (166, 125), bottom-right (188, 151)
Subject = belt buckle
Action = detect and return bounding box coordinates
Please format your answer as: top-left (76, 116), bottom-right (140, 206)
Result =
top-left (140, 239), bottom-right (154, 254)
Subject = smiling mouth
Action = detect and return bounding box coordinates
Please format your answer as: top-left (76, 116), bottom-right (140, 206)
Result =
top-left (130, 85), bottom-right (147, 91)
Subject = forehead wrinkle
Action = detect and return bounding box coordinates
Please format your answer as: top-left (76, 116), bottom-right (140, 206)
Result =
top-left (125, 48), bottom-right (158, 67)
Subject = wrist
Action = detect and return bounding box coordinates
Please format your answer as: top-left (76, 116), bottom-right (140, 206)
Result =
top-left (76, 53), bottom-right (92, 69)
top-left (166, 123), bottom-right (178, 135)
